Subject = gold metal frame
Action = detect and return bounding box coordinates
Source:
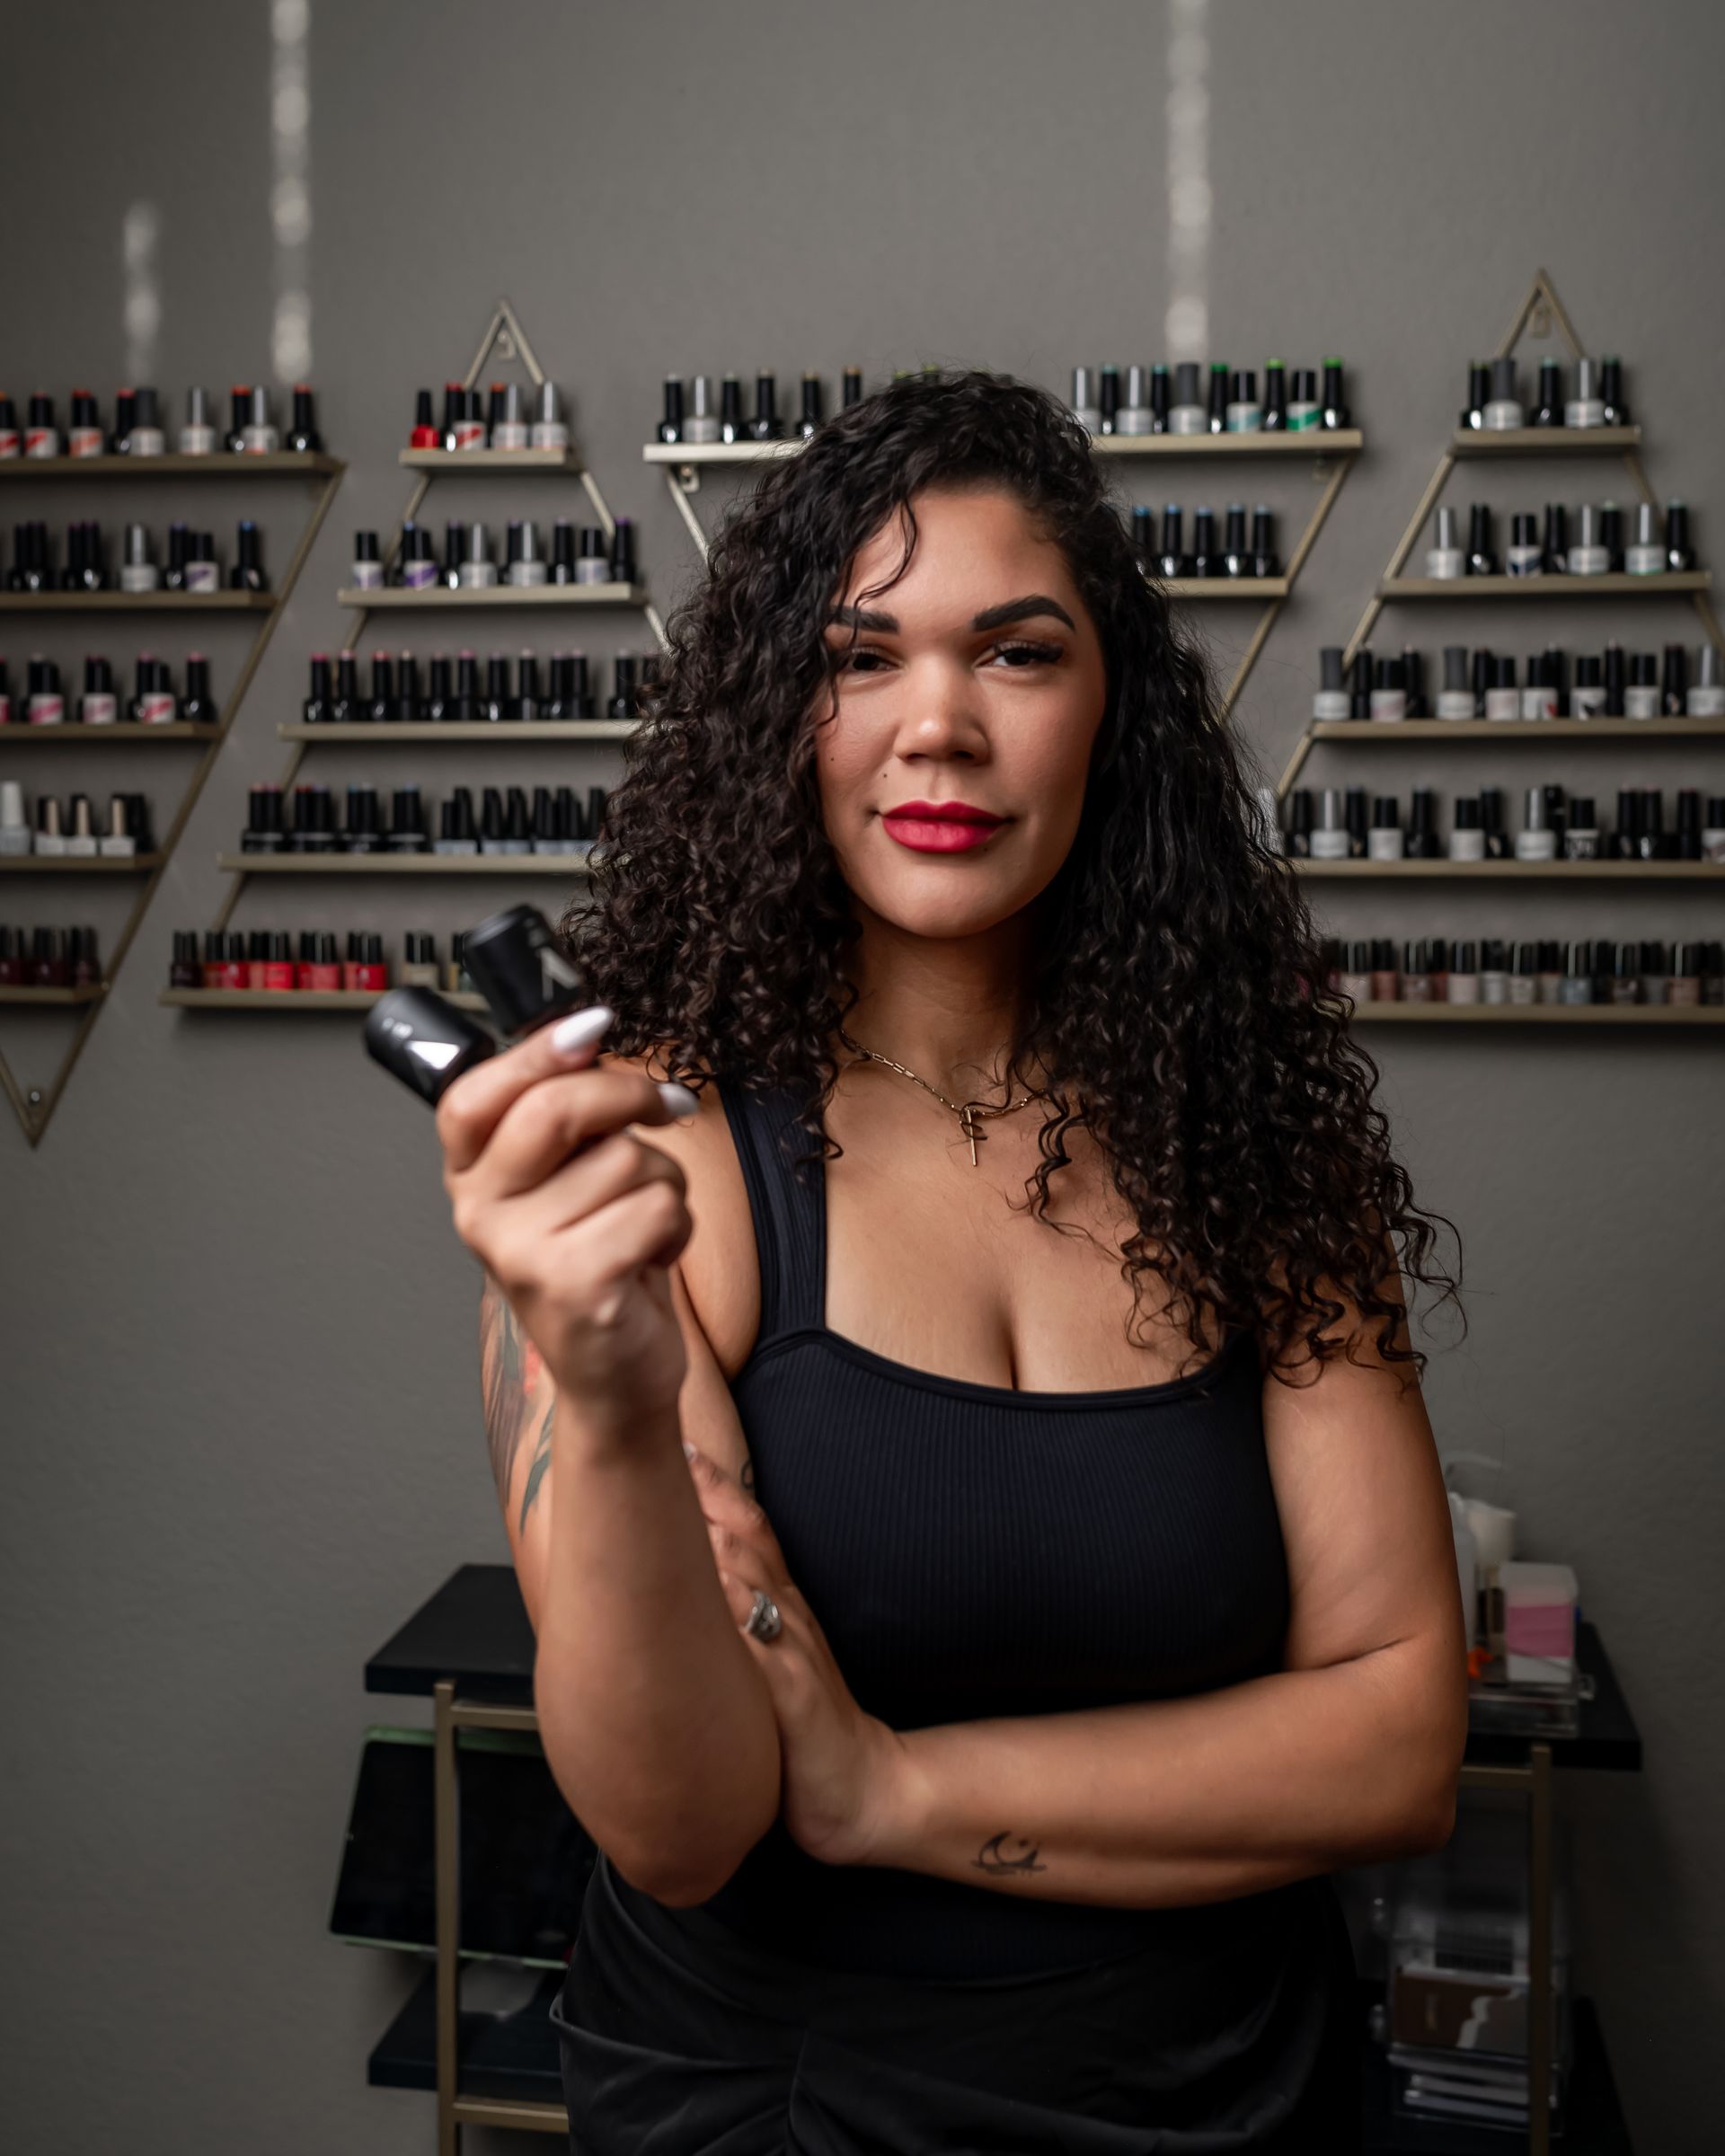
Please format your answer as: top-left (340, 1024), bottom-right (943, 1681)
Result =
top-left (0, 457), bottom-right (345, 1143)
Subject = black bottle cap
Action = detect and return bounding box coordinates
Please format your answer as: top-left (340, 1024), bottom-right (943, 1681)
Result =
top-left (1318, 647), bottom-right (1344, 691)
top-left (1511, 513), bottom-right (1538, 546)
top-left (461, 903), bottom-right (590, 1037)
top-left (365, 986), bottom-right (497, 1106)
top-left (1489, 358), bottom-right (1518, 402)
top-left (1230, 370), bottom-right (1257, 404)
top-left (404, 932), bottom-right (437, 964)
top-left (1480, 938), bottom-right (1505, 968)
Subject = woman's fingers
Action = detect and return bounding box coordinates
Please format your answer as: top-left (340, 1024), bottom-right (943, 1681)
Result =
top-left (436, 1003), bottom-right (615, 1171)
top-left (489, 1131), bottom-right (686, 1259)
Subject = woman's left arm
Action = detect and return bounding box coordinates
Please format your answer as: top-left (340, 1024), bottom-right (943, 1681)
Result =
top-left (690, 1255), bottom-right (1471, 1910)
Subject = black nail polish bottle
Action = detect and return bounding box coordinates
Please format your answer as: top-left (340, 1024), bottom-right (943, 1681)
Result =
top-left (1207, 364), bottom-right (1229, 435)
top-left (367, 651), bottom-right (396, 725)
top-left (1532, 358), bottom-right (1562, 428)
top-left (1350, 648), bottom-right (1373, 720)
top-left (182, 652), bottom-right (216, 726)
top-left (230, 519), bottom-right (268, 592)
top-left (1321, 358), bottom-right (1349, 429)
top-left (1665, 502), bottom-right (1694, 572)
top-left (1155, 506), bottom-right (1190, 581)
top-left (658, 377), bottom-right (684, 445)
top-left (288, 385), bottom-right (321, 453)
top-left (424, 653), bottom-right (452, 724)
top-left (1251, 505), bottom-right (1279, 578)
top-left (608, 653), bottom-right (639, 721)
top-left (747, 372), bottom-right (783, 442)
top-left (511, 652), bottom-right (542, 724)
top-left (1221, 504), bottom-right (1249, 579)
top-left (796, 374), bottom-right (823, 440)
top-left (331, 650), bottom-right (358, 724)
top-left (1459, 362), bottom-right (1488, 431)
top-left (1190, 507), bottom-right (1216, 579)
top-left (1261, 360), bottom-right (1287, 432)
top-left (1465, 505), bottom-right (1498, 577)
top-left (1599, 357), bottom-right (1630, 427)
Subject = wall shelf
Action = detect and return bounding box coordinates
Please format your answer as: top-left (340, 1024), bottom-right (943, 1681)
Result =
top-left (215, 852), bottom-right (592, 875)
top-left (0, 853), bottom-right (167, 872)
top-left (1311, 718), bottom-right (1725, 742)
top-left (397, 447), bottom-right (583, 473)
top-left (1345, 1000), bottom-right (1725, 1023)
top-left (641, 439), bottom-right (801, 466)
top-left (1160, 576), bottom-right (1290, 601)
top-left (1092, 429), bottom-right (1363, 457)
top-left (1292, 857), bottom-right (1721, 879)
top-left (276, 720), bottom-right (636, 744)
top-left (1448, 427), bottom-right (1641, 456)
top-left (0, 590), bottom-right (274, 612)
top-left (334, 582), bottom-right (644, 609)
top-left (1380, 570), bottom-right (1711, 599)
top-left (0, 982), bottom-right (108, 1004)
top-left (0, 451), bottom-right (341, 479)
top-left (161, 986), bottom-right (488, 1012)
top-left (0, 722), bottom-right (224, 743)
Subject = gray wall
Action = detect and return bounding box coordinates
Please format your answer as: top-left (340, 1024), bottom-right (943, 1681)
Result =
top-left (3, 3), bottom-right (1721, 2148)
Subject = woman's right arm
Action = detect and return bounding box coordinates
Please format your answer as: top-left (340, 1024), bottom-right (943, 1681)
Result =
top-left (443, 1021), bottom-right (780, 1907)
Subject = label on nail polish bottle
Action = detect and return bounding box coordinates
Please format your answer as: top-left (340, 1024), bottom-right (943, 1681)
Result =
top-left (137, 691), bottom-right (177, 725)
top-left (1447, 830), bottom-right (1486, 861)
top-left (1564, 397), bottom-right (1606, 429)
top-left (349, 561), bottom-right (385, 590)
top-left (1310, 829), bottom-right (1350, 860)
top-left (1482, 402), bottom-right (1524, 431)
top-left (1702, 826), bottom-right (1725, 862)
top-left (401, 559), bottom-right (439, 589)
top-left (1225, 402), bottom-right (1262, 432)
top-left (1484, 687), bottom-right (1521, 722)
top-left (1286, 402), bottom-right (1322, 430)
top-left (1687, 686), bottom-right (1725, 717)
top-left (24, 428), bottom-right (61, 456)
top-left (1506, 544), bottom-right (1543, 576)
top-left (574, 560), bottom-right (608, 585)
top-left (307, 962), bottom-right (343, 991)
top-left (179, 425), bottom-right (217, 455)
top-left (454, 420), bottom-right (488, 452)
top-left (1425, 548), bottom-right (1464, 579)
top-left (1436, 692), bottom-right (1475, 720)
top-left (183, 561), bottom-right (219, 593)
top-left (491, 422), bottom-right (529, 450)
top-left (1514, 831), bottom-right (1557, 861)
top-left (119, 565), bottom-right (161, 593)
top-left (1521, 685), bottom-right (1557, 721)
top-left (128, 428), bottom-right (165, 456)
top-left (507, 562), bottom-right (548, 588)
top-left (0, 426), bottom-right (19, 457)
top-left (1624, 545), bottom-right (1665, 576)
top-left (1571, 685), bottom-right (1607, 720)
top-left (1566, 545), bottom-right (1610, 575)
top-left (1480, 971), bottom-right (1509, 1003)
top-left (67, 427), bottom-right (104, 458)
top-left (1446, 976), bottom-right (1482, 1003)
top-left (28, 693), bottom-right (66, 725)
top-left (241, 424), bottom-right (280, 454)
top-left (1562, 828), bottom-right (1600, 859)
top-left (262, 960), bottom-right (296, 990)
top-left (352, 962), bottom-right (388, 990)
top-left (1623, 685), bottom-right (1660, 720)
top-left (1313, 692), bottom-right (1351, 721)
top-left (1367, 828), bottom-right (1404, 861)
top-left (79, 693), bottom-right (118, 726)
top-left (457, 562), bottom-right (499, 588)
top-left (1369, 690), bottom-right (1407, 723)
top-left (530, 420), bottom-right (570, 451)
top-left (1167, 405), bottom-right (1208, 435)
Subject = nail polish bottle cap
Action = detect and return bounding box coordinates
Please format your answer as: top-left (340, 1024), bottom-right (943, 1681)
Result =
top-left (579, 526), bottom-right (606, 559)
top-left (1570, 795), bottom-right (1597, 828)
top-left (1573, 357), bottom-right (1597, 402)
top-left (1434, 505), bottom-right (1458, 550)
top-left (1371, 795), bottom-right (1398, 826)
top-left (536, 381), bottom-right (562, 427)
top-left (1122, 365), bottom-right (1147, 407)
top-left (1562, 939), bottom-right (1591, 976)
top-left (1452, 941), bottom-right (1477, 971)
top-left (1, 778), bottom-right (24, 826)
top-left (248, 385), bottom-right (272, 428)
top-left (38, 796), bottom-right (63, 835)
top-left (1513, 941), bottom-right (1539, 974)
top-left (354, 530), bottom-right (380, 561)
top-left (1523, 785), bottom-right (1547, 828)
top-left (1318, 647), bottom-right (1344, 692)
top-left (1231, 369), bottom-right (1257, 403)
top-left (1477, 937), bottom-right (1504, 969)
top-left (500, 382), bottom-right (524, 427)
top-left (1632, 500), bottom-right (1658, 546)
top-left (1402, 938), bottom-right (1428, 973)
top-left (1071, 367), bottom-right (1095, 409)
top-left (518, 519), bottom-right (542, 563)
top-left (1696, 645), bottom-right (1722, 688)
top-left (1490, 357), bottom-right (1517, 402)
top-left (1511, 512), bottom-right (1538, 545)
top-left (1316, 787), bottom-right (1343, 830)
top-left (1441, 645), bottom-right (1469, 693)
top-left (466, 522), bottom-right (491, 562)
top-left (1288, 368), bottom-right (1316, 401)
top-left (1468, 501), bottom-right (1492, 543)
top-left (1407, 786), bottom-right (1435, 831)
top-left (1173, 362), bottom-right (1202, 406)
top-left (1285, 788), bottom-right (1312, 835)
top-left (404, 932), bottom-right (438, 964)
top-left (1453, 797), bottom-right (1480, 828)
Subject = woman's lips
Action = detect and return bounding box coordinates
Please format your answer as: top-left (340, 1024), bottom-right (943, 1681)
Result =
top-left (880, 800), bottom-right (1004, 853)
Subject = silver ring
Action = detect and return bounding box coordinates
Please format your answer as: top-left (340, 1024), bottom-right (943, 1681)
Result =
top-left (743, 1589), bottom-right (783, 1642)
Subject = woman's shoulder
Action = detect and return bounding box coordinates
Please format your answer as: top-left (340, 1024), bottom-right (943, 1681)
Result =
top-left (606, 1051), bottom-right (761, 1380)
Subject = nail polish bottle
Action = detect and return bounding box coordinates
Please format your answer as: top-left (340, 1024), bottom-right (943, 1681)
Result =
top-left (1522, 651), bottom-right (1557, 722)
top-left (437, 383), bottom-right (463, 452)
top-left (1563, 795), bottom-right (1600, 859)
top-left (1475, 937), bottom-right (1507, 1003)
top-left (586, 785), bottom-right (608, 844)
top-left (491, 383), bottom-right (528, 452)
top-left (1482, 654), bottom-right (1517, 723)
top-left (1624, 501), bottom-right (1664, 576)
top-left (1554, 940), bottom-right (1591, 1004)
top-left (1565, 505), bottom-right (1608, 576)
top-left (1335, 940), bottom-right (1371, 1003)
top-left (1514, 785), bottom-right (1556, 861)
top-left (1457, 361), bottom-right (1487, 431)
top-left (1069, 367), bottom-right (1101, 434)
top-left (1260, 359), bottom-right (1287, 433)
top-left (1155, 506), bottom-right (1190, 580)
top-left (1127, 506), bottom-right (1154, 570)
top-left (575, 526), bottom-right (608, 585)
top-left (399, 932), bottom-right (440, 989)
top-left (1598, 501), bottom-right (1625, 571)
top-left (1670, 942), bottom-right (1704, 1006)
top-left (1434, 645), bottom-right (1472, 720)
top-left (1659, 643), bottom-right (1687, 717)
top-left (1189, 508), bottom-right (1216, 580)
top-left (329, 650), bottom-right (359, 724)
top-left (543, 651), bottom-right (575, 721)
top-left (1571, 654), bottom-right (1606, 719)
top-left (1221, 504), bottom-right (1249, 578)
top-left (842, 367), bottom-right (864, 411)
top-left (1507, 514), bottom-right (1542, 576)
top-left (409, 389), bottom-right (438, 449)
top-left (1543, 782), bottom-right (1568, 855)
top-left (1443, 941), bottom-right (1478, 1003)
top-left (718, 376), bottom-right (748, 444)
top-left (792, 373), bottom-right (824, 443)
top-left (352, 932), bottom-right (388, 993)
top-left (1687, 646), bottom-right (1725, 717)
top-left (1397, 939), bottom-right (1430, 1002)
top-left (609, 517), bottom-right (636, 588)
top-left (1321, 359), bottom-right (1349, 429)
top-left (1608, 787), bottom-right (1638, 860)
top-left (748, 372), bottom-right (784, 442)
top-left (27, 658), bottom-right (66, 726)
top-left (1167, 363), bottom-right (1206, 436)
top-left (1344, 786), bottom-right (1369, 856)
top-left (1640, 939), bottom-right (1670, 1005)
top-left (193, 927), bottom-right (226, 987)
top-left (1475, 356), bottom-right (1520, 431)
top-left (32, 794), bottom-right (66, 854)
top-left (484, 383), bottom-right (508, 446)
top-left (78, 657), bottom-right (118, 726)
top-left (1479, 785), bottom-right (1508, 860)
top-left (434, 519), bottom-right (463, 591)
top-left (460, 523), bottom-right (496, 589)
top-left (241, 386), bottom-right (279, 454)
top-left (1286, 368), bottom-right (1322, 431)
top-left (451, 651), bottom-right (480, 723)
top-left (97, 801), bottom-right (135, 858)
top-left (387, 785), bottom-right (428, 853)
top-left (1534, 502), bottom-right (1566, 575)
top-left (509, 520), bottom-right (547, 588)
top-left (1676, 788), bottom-right (1703, 861)
top-left (1623, 652), bottom-right (1659, 720)
top-left (435, 789), bottom-right (480, 856)
top-left (1282, 791), bottom-right (1313, 857)
top-left (164, 930), bottom-right (202, 990)
top-left (1529, 940), bottom-right (1560, 1003)
top-left (1362, 937), bottom-right (1393, 1001)
top-left (1203, 364), bottom-right (1227, 435)
top-left (1426, 505), bottom-right (1464, 579)
top-left (1349, 648), bottom-right (1374, 719)
top-left (1310, 788), bottom-right (1349, 859)
top-left (608, 652), bottom-right (640, 721)
top-left (289, 782), bottom-right (335, 853)
top-left (1407, 786), bottom-right (1441, 859)
top-left (393, 651), bottom-right (420, 723)
top-left (506, 785), bottom-right (534, 853)
top-left (61, 794), bottom-right (97, 858)
top-left (1251, 502), bottom-right (1276, 578)
top-left (288, 386), bottom-right (321, 453)
top-left (230, 520), bottom-right (268, 591)
top-left (25, 393), bottom-right (61, 457)
top-left (241, 782), bottom-right (284, 853)
top-left (1599, 357), bottom-right (1630, 427)
top-left (350, 531), bottom-right (384, 590)
top-left (1313, 648), bottom-right (1350, 722)
top-left (66, 390), bottom-right (105, 458)
top-left (531, 383), bottom-right (568, 452)
top-left (477, 652), bottom-right (508, 725)
top-left (454, 389), bottom-right (487, 453)
top-left (217, 386), bottom-right (246, 454)
top-left (1367, 795), bottom-right (1402, 861)
top-left (0, 396), bottom-right (19, 458)
top-left (1665, 501), bottom-right (1695, 572)
top-left (1602, 640), bottom-right (1626, 715)
top-left (1113, 366), bottom-right (1151, 436)
top-left (302, 931), bottom-right (341, 992)
top-left (1370, 656), bottom-right (1407, 723)
top-left (1403, 648), bottom-right (1429, 718)
top-left (1464, 504), bottom-right (1498, 576)
top-left (530, 783), bottom-right (562, 853)
top-left (1564, 358), bottom-right (1606, 429)
top-left (367, 651), bottom-right (396, 724)
top-left (1447, 798), bottom-right (1484, 860)
top-left (1146, 365), bottom-right (1171, 433)
top-left (421, 652), bottom-right (452, 723)
top-left (510, 652), bottom-right (542, 723)
top-left (1531, 359), bottom-right (1562, 428)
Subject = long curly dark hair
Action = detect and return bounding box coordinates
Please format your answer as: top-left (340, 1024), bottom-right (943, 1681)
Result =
top-left (565, 367), bottom-right (1463, 1387)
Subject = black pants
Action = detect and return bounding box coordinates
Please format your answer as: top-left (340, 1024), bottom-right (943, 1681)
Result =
top-left (552, 1850), bottom-right (1363, 2154)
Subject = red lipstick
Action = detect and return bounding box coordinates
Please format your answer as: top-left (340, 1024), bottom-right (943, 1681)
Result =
top-left (880, 799), bottom-right (1004, 853)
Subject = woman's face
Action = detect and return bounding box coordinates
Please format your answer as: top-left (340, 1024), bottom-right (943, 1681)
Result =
top-left (813, 484), bottom-right (1109, 942)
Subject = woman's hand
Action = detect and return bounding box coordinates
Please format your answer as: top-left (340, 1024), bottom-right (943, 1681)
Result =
top-left (436, 1005), bottom-right (700, 1436)
top-left (682, 1442), bottom-right (913, 1869)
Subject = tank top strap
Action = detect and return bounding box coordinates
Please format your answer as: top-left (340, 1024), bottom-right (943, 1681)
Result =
top-left (716, 1078), bottom-right (826, 1341)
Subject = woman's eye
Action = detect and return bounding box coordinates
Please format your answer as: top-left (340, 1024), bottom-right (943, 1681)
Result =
top-left (991, 640), bottom-right (1062, 667)
top-left (830, 648), bottom-right (889, 673)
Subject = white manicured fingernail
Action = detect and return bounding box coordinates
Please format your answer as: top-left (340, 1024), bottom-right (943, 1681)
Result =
top-left (658, 1081), bottom-right (699, 1120)
top-left (550, 1005), bottom-right (615, 1058)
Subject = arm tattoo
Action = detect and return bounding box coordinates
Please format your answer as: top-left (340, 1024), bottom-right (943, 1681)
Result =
top-left (518, 1398), bottom-right (554, 1534)
top-left (972, 1832), bottom-right (1047, 1878)
top-left (479, 1277), bottom-right (544, 1514)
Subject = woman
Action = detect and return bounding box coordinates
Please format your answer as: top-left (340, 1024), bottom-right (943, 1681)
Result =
top-left (438, 368), bottom-right (1470, 2152)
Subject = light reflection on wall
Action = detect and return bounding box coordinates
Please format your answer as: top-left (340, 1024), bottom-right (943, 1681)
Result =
top-left (1164, 0), bottom-right (1210, 361)
top-left (122, 202), bottom-right (161, 387)
top-left (271, 0), bottom-right (313, 382)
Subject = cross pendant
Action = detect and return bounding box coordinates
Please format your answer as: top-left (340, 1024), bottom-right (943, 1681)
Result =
top-left (959, 1105), bottom-right (982, 1166)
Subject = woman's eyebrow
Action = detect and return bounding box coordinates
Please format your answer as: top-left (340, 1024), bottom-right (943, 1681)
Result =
top-left (825, 594), bottom-right (1076, 634)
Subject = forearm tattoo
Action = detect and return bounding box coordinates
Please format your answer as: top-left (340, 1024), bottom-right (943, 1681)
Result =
top-left (479, 1277), bottom-right (551, 1529)
top-left (973, 1832), bottom-right (1047, 1878)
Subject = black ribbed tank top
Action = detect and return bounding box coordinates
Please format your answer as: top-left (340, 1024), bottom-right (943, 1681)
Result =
top-left (697, 1079), bottom-right (1298, 1981)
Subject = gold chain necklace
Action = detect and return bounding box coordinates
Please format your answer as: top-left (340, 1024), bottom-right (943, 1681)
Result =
top-left (838, 1028), bottom-right (1039, 1166)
